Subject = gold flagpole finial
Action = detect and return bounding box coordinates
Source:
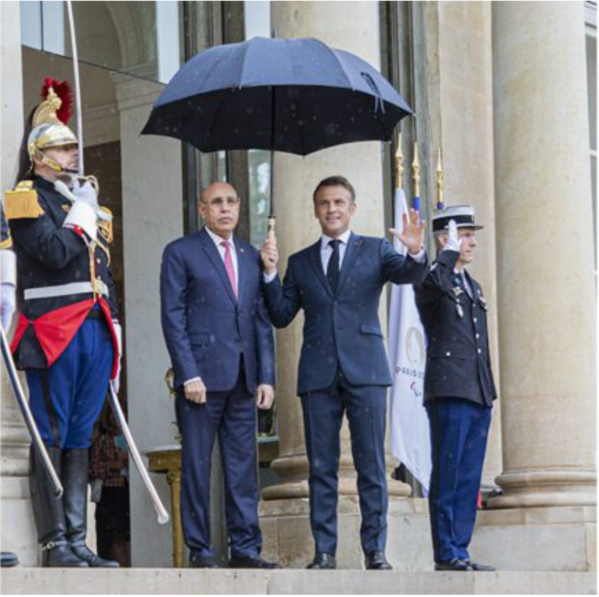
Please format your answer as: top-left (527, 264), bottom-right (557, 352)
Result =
top-left (412, 141), bottom-right (420, 197)
top-left (436, 149), bottom-right (444, 209)
top-left (395, 134), bottom-right (403, 191)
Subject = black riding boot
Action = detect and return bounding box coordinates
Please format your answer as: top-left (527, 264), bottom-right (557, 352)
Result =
top-left (29, 446), bottom-right (87, 567)
top-left (62, 449), bottom-right (119, 568)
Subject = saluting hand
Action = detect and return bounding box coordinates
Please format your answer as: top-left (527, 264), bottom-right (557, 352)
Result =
top-left (256, 384), bottom-right (275, 410)
top-left (260, 237), bottom-right (279, 276)
top-left (389, 208), bottom-right (426, 255)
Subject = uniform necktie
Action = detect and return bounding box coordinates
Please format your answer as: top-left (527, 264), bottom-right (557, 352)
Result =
top-left (461, 272), bottom-right (473, 299)
top-left (221, 240), bottom-right (237, 298)
top-left (455, 272), bottom-right (472, 300)
top-left (327, 239), bottom-right (341, 294)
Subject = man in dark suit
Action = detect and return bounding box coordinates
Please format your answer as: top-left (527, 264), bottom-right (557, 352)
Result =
top-left (260, 175), bottom-right (427, 570)
top-left (414, 205), bottom-right (496, 572)
top-left (160, 182), bottom-right (278, 569)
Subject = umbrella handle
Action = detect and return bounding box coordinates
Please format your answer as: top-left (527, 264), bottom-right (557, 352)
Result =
top-left (267, 216), bottom-right (276, 241)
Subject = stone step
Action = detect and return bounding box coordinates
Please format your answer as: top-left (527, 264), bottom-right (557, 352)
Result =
top-left (1, 568), bottom-right (596, 595)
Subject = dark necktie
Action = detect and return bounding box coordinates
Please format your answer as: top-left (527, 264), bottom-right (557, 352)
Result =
top-left (327, 239), bottom-right (341, 294)
top-left (455, 272), bottom-right (472, 300)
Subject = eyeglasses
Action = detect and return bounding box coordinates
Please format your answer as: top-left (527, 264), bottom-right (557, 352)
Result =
top-left (202, 196), bottom-right (240, 208)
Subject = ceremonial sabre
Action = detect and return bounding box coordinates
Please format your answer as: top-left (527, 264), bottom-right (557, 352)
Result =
top-left (1, 328), bottom-right (63, 497)
top-left (66, 0), bottom-right (84, 176)
top-left (108, 385), bottom-right (170, 525)
top-left (66, 0), bottom-right (169, 525)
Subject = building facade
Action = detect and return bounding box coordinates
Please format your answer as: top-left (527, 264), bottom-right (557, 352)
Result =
top-left (1, 0), bottom-right (596, 573)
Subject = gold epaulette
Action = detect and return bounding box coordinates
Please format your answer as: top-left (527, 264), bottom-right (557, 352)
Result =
top-left (4, 181), bottom-right (44, 220)
top-left (1, 237), bottom-right (12, 250)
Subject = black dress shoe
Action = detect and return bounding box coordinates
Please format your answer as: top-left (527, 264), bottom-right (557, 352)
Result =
top-left (44, 543), bottom-right (88, 568)
top-left (71, 544), bottom-right (119, 568)
top-left (229, 556), bottom-right (280, 569)
top-left (190, 555), bottom-right (220, 568)
top-left (307, 553), bottom-right (336, 569)
top-left (1, 552), bottom-right (19, 568)
top-left (465, 560), bottom-right (496, 571)
top-left (365, 551), bottom-right (393, 570)
top-left (434, 558), bottom-right (473, 571)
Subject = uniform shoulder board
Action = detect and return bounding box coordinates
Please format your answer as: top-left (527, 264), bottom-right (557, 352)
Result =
top-left (4, 181), bottom-right (44, 220)
top-left (1, 236), bottom-right (12, 250)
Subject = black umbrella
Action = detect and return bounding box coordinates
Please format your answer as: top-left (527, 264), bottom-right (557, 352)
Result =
top-left (142, 36), bottom-right (412, 211)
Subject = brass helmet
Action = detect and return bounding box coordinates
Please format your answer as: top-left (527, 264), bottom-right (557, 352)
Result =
top-left (27, 78), bottom-right (78, 173)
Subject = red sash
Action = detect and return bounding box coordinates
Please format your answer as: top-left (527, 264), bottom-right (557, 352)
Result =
top-left (11, 298), bottom-right (119, 378)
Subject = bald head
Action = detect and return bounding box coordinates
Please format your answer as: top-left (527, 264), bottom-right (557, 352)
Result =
top-left (199, 181), bottom-right (241, 239)
top-left (201, 181), bottom-right (237, 205)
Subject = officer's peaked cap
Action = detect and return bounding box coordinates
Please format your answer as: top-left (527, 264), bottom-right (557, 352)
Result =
top-left (432, 205), bottom-right (484, 233)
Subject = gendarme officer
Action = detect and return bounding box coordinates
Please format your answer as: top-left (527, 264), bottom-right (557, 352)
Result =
top-left (414, 205), bottom-right (496, 572)
top-left (5, 78), bottom-right (121, 568)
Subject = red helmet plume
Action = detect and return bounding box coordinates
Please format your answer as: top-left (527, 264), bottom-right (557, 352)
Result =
top-left (40, 77), bottom-right (73, 125)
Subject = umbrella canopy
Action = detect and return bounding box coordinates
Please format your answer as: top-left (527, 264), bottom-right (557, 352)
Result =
top-left (142, 36), bottom-right (412, 156)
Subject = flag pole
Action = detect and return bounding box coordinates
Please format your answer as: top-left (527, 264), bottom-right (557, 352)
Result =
top-left (436, 148), bottom-right (444, 210)
top-left (412, 141), bottom-right (421, 214)
top-left (395, 133), bottom-right (403, 191)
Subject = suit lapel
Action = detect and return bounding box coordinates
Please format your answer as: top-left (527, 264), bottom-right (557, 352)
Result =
top-left (308, 240), bottom-right (333, 298)
top-left (197, 228), bottom-right (237, 304)
top-left (336, 232), bottom-right (363, 295)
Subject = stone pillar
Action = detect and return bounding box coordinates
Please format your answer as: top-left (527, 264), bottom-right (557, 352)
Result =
top-left (113, 75), bottom-right (185, 565)
top-left (412, 1), bottom-right (502, 487)
top-left (0, 0), bottom-right (39, 566)
top-left (490, 1), bottom-right (596, 508)
top-left (262, 1), bottom-right (410, 503)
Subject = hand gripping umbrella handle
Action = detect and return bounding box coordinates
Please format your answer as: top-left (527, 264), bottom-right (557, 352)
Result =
top-left (1, 327), bottom-right (63, 498)
top-left (108, 385), bottom-right (170, 525)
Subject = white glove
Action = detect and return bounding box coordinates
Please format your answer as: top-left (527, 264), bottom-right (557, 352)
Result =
top-left (1, 283), bottom-right (16, 331)
top-left (71, 178), bottom-right (99, 210)
top-left (110, 321), bottom-right (123, 395)
top-left (444, 219), bottom-right (462, 252)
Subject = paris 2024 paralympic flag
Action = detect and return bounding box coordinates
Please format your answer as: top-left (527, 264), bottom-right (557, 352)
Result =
top-left (388, 186), bottom-right (431, 492)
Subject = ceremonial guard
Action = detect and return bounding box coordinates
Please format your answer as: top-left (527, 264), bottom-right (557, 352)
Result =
top-left (414, 206), bottom-right (496, 572)
top-left (5, 79), bottom-right (121, 568)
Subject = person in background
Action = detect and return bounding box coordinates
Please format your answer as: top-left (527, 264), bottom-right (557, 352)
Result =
top-left (90, 404), bottom-right (130, 567)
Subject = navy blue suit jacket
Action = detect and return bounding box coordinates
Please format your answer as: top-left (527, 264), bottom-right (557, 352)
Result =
top-left (264, 232), bottom-right (428, 395)
top-left (160, 227), bottom-right (275, 394)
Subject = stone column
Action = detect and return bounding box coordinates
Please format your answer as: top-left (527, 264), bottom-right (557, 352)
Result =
top-left (490, 1), bottom-right (596, 508)
top-left (113, 74), bottom-right (185, 566)
top-left (262, 1), bottom-right (410, 503)
top-left (0, 0), bottom-right (39, 566)
top-left (412, 1), bottom-right (503, 488)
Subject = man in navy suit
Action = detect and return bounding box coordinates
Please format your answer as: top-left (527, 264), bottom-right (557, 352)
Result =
top-left (160, 182), bottom-right (278, 569)
top-left (260, 176), bottom-right (427, 570)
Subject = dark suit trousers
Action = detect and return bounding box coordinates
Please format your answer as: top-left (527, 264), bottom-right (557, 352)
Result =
top-left (301, 371), bottom-right (388, 555)
top-left (426, 397), bottom-right (492, 563)
top-left (175, 367), bottom-right (262, 559)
